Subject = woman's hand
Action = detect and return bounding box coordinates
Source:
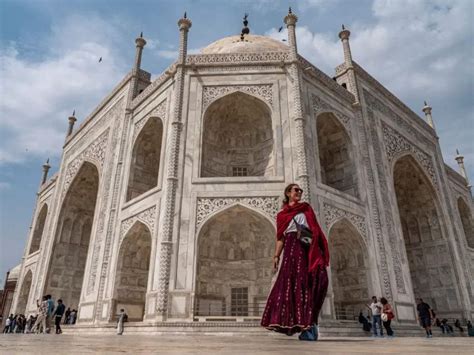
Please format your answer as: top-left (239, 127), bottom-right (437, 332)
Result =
top-left (273, 255), bottom-right (280, 271)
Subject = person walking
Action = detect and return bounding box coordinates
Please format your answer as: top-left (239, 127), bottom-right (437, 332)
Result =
top-left (3, 315), bottom-right (12, 333)
top-left (416, 298), bottom-right (434, 338)
top-left (380, 297), bottom-right (395, 337)
top-left (31, 297), bottom-right (48, 334)
top-left (367, 296), bottom-right (383, 337)
top-left (45, 295), bottom-right (54, 333)
top-left (454, 319), bottom-right (464, 333)
top-left (116, 309), bottom-right (128, 335)
top-left (53, 299), bottom-right (66, 334)
top-left (261, 183), bottom-right (330, 341)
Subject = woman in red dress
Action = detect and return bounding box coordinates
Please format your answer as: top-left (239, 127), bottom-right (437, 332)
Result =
top-left (261, 183), bottom-right (329, 341)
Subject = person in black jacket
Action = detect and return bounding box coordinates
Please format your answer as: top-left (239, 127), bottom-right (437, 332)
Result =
top-left (53, 299), bottom-right (66, 334)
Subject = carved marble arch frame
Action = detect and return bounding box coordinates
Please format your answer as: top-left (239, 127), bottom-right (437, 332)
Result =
top-left (191, 202), bottom-right (277, 315)
top-left (47, 159), bottom-right (102, 302)
top-left (311, 109), bottom-right (360, 199)
top-left (325, 217), bottom-right (374, 296)
top-left (110, 220), bottom-right (153, 301)
top-left (192, 84), bottom-right (285, 183)
top-left (456, 195), bottom-right (474, 251)
top-left (15, 268), bottom-right (34, 315)
top-left (123, 114), bottom-right (167, 207)
top-left (28, 202), bottom-right (49, 256)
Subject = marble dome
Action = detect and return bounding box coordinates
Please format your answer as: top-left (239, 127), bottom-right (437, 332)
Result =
top-left (201, 34), bottom-right (289, 54)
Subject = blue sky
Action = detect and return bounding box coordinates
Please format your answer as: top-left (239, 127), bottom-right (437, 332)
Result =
top-left (0, 0), bottom-right (473, 284)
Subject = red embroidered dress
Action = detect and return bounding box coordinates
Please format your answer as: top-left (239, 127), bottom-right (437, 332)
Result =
top-left (261, 202), bottom-right (329, 335)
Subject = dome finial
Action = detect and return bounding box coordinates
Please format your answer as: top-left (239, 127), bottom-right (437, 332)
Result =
top-left (240, 13), bottom-right (250, 41)
top-left (289, 6), bottom-right (292, 14)
top-left (184, 11), bottom-right (187, 19)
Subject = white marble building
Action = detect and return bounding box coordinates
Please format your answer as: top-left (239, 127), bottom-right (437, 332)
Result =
top-left (11, 10), bottom-right (474, 327)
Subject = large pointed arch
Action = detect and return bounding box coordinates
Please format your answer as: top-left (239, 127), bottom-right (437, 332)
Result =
top-left (195, 204), bottom-right (275, 317)
top-left (316, 112), bottom-right (358, 198)
top-left (113, 221), bottom-right (152, 321)
top-left (16, 270), bottom-right (33, 315)
top-left (393, 155), bottom-right (459, 314)
top-left (127, 117), bottom-right (163, 201)
top-left (201, 91), bottom-right (274, 177)
top-left (45, 161), bottom-right (99, 310)
top-left (328, 218), bottom-right (370, 320)
top-left (29, 204), bottom-right (48, 254)
top-left (457, 197), bottom-right (474, 248)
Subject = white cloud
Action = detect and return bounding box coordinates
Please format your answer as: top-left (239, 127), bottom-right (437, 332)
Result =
top-left (0, 14), bottom-right (129, 165)
top-left (267, 0), bottom-right (474, 178)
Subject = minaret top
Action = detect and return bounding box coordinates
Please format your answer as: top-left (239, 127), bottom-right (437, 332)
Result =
top-left (178, 12), bottom-right (192, 31)
top-left (422, 100), bottom-right (432, 114)
top-left (284, 7), bottom-right (298, 26)
top-left (455, 149), bottom-right (464, 162)
top-left (135, 32), bottom-right (146, 48)
top-left (339, 24), bottom-right (351, 40)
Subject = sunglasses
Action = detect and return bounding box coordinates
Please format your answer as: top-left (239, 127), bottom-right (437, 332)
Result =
top-left (292, 188), bottom-right (303, 194)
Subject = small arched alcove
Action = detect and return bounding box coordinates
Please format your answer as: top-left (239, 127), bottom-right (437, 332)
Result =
top-left (316, 112), bottom-right (358, 198)
top-left (195, 205), bottom-right (275, 317)
top-left (127, 117), bottom-right (163, 201)
top-left (16, 270), bottom-right (33, 314)
top-left (113, 222), bottom-right (152, 321)
top-left (201, 92), bottom-right (274, 178)
top-left (29, 204), bottom-right (48, 254)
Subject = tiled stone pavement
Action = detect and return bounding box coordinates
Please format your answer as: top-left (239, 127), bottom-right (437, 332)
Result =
top-left (0, 333), bottom-right (472, 354)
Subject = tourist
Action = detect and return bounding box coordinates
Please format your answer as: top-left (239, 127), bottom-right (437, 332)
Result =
top-left (367, 296), bottom-right (383, 337)
top-left (380, 297), bottom-right (394, 337)
top-left (117, 309), bottom-right (128, 335)
top-left (467, 320), bottom-right (474, 336)
top-left (440, 318), bottom-right (454, 335)
top-left (358, 312), bottom-right (372, 332)
top-left (45, 294), bottom-right (55, 333)
top-left (454, 319), bottom-right (464, 333)
top-left (416, 298), bottom-right (434, 338)
top-left (64, 307), bottom-right (71, 324)
top-left (31, 297), bottom-right (48, 334)
top-left (261, 184), bottom-right (330, 341)
top-left (3, 315), bottom-right (12, 333)
top-left (25, 315), bottom-right (34, 333)
top-left (53, 299), bottom-right (66, 334)
top-left (70, 309), bottom-right (77, 324)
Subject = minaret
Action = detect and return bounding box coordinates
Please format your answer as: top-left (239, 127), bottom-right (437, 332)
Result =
top-left (422, 101), bottom-right (435, 129)
top-left (284, 7), bottom-right (310, 202)
top-left (455, 149), bottom-right (471, 191)
top-left (41, 158), bottom-right (51, 185)
top-left (67, 110), bottom-right (77, 137)
top-left (155, 12), bottom-right (191, 319)
top-left (338, 25), bottom-right (360, 104)
top-left (134, 32), bottom-right (147, 71)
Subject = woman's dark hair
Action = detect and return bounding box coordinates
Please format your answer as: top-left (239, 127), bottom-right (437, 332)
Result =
top-left (380, 297), bottom-right (388, 305)
top-left (282, 183), bottom-right (298, 205)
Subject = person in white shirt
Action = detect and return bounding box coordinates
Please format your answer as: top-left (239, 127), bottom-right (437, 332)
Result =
top-left (367, 296), bottom-right (383, 337)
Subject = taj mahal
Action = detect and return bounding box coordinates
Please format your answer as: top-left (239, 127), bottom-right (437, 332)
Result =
top-left (9, 9), bottom-right (473, 330)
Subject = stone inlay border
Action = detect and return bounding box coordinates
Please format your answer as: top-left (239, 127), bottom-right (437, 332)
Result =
top-left (196, 196), bottom-right (280, 231)
top-left (133, 100), bottom-right (167, 142)
top-left (323, 203), bottom-right (367, 240)
top-left (119, 205), bottom-right (158, 242)
top-left (202, 84), bottom-right (273, 112)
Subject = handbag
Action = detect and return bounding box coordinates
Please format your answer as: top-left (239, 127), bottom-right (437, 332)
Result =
top-left (293, 217), bottom-right (313, 247)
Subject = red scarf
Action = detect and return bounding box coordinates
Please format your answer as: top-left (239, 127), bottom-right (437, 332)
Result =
top-left (276, 202), bottom-right (329, 271)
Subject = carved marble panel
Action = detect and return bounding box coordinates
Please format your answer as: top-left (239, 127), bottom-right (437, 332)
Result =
top-left (186, 52), bottom-right (290, 65)
top-left (382, 123), bottom-right (438, 190)
top-left (120, 206), bottom-right (158, 242)
top-left (202, 84), bottom-right (273, 112)
top-left (196, 197), bottom-right (280, 231)
top-left (312, 94), bottom-right (352, 133)
top-left (133, 100), bottom-right (167, 143)
top-left (323, 203), bottom-right (367, 240)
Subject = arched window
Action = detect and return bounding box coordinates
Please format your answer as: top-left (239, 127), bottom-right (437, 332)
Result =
top-left (127, 117), bottom-right (163, 201)
top-left (316, 112), bottom-right (358, 197)
top-left (201, 92), bottom-right (274, 177)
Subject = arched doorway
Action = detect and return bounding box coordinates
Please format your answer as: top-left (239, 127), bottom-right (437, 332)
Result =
top-left (394, 155), bottom-right (459, 313)
top-left (113, 222), bottom-right (152, 321)
top-left (201, 92), bottom-right (274, 177)
top-left (316, 112), bottom-right (358, 198)
top-left (195, 205), bottom-right (274, 317)
top-left (29, 204), bottom-right (48, 254)
top-left (45, 162), bottom-right (99, 310)
top-left (329, 219), bottom-right (370, 320)
top-left (16, 270), bottom-right (33, 314)
top-left (126, 117), bottom-right (163, 201)
top-left (457, 197), bottom-right (474, 248)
